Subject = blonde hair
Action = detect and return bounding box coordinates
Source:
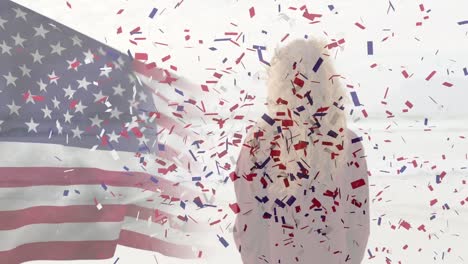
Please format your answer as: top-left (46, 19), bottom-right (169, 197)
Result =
top-left (252, 38), bottom-right (351, 195)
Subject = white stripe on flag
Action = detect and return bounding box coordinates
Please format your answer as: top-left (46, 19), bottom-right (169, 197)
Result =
top-left (121, 216), bottom-right (212, 247)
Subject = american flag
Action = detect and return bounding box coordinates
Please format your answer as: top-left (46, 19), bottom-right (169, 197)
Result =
top-left (0, 1), bottom-right (208, 262)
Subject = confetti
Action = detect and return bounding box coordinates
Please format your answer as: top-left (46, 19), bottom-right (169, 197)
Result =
top-left (442, 82), bottom-right (453, 87)
top-left (261, 113), bottom-right (275, 126)
top-left (217, 235), bottom-right (229, 247)
top-left (350, 91), bottom-right (362, 106)
top-left (425, 70), bottom-right (437, 81)
top-left (355, 22), bottom-right (366, 30)
top-left (367, 41), bottom-right (373, 55)
top-left (149, 8), bottom-right (158, 19)
top-left (249, 7), bottom-right (255, 18)
top-left (351, 179), bottom-right (366, 189)
top-left (312, 57), bottom-right (323, 72)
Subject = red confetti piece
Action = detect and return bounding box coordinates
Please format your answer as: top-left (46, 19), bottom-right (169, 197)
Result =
top-left (302, 10), bottom-right (322, 21)
top-left (400, 220), bottom-right (411, 230)
top-left (229, 203), bottom-right (240, 214)
top-left (355, 22), bottom-right (366, 29)
top-left (249, 7), bottom-right (255, 18)
top-left (405, 100), bottom-right (413, 109)
top-left (117, 9), bottom-right (124, 14)
top-left (362, 109), bottom-right (368, 118)
top-left (351, 178), bottom-right (366, 189)
top-left (293, 77), bottom-right (304, 87)
top-left (402, 70), bottom-right (409, 78)
top-left (201, 84), bottom-right (209, 92)
top-left (66, 1), bottom-right (72, 8)
top-left (442, 82), bottom-right (453, 87)
top-left (134, 53), bottom-right (148, 61)
top-left (162, 55), bottom-right (171, 62)
top-left (425, 70), bottom-right (436, 80)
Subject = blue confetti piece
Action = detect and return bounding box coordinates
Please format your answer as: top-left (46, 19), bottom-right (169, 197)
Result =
top-left (350, 91), bottom-right (362, 106)
top-left (214, 38), bottom-right (231, 42)
top-left (74, 190), bottom-right (80, 194)
top-left (261, 30), bottom-right (268, 34)
top-left (286, 196), bottom-right (296, 206)
top-left (278, 4), bottom-right (281, 12)
top-left (63, 190), bottom-right (69, 196)
top-left (222, 57), bottom-right (227, 63)
top-left (275, 199), bottom-right (286, 208)
top-left (296, 105), bottom-right (305, 112)
top-left (312, 57), bottom-right (323, 72)
top-left (158, 144), bottom-right (165, 151)
top-left (176, 105), bottom-right (184, 111)
top-left (424, 118), bottom-right (428, 126)
top-left (180, 201), bottom-right (186, 209)
top-left (113, 257), bottom-right (120, 264)
top-left (192, 176), bottom-right (201, 181)
top-left (327, 130), bottom-right (338, 138)
top-left (253, 45), bottom-right (270, 66)
top-left (458, 20), bottom-right (468, 25)
top-left (367, 41), bottom-right (374, 55)
top-left (150, 176), bottom-right (159, 184)
top-left (175, 88), bottom-right (184, 96)
top-left (261, 196), bottom-right (269, 203)
top-left (261, 113), bottom-right (275, 126)
top-left (328, 5), bottom-right (335, 11)
top-left (193, 197), bottom-right (204, 208)
top-left (189, 149), bottom-right (197, 161)
top-left (400, 165), bottom-right (407, 173)
top-left (255, 157), bottom-right (271, 169)
top-left (123, 166), bottom-right (130, 171)
top-left (430, 214), bottom-right (436, 220)
top-left (351, 136), bottom-right (363, 143)
top-left (149, 8), bottom-right (158, 19)
top-left (304, 91), bottom-right (314, 106)
top-left (139, 157), bottom-right (145, 164)
top-left (444, 203), bottom-right (450, 209)
top-left (377, 217), bottom-right (382, 225)
top-left (217, 235), bottom-right (229, 247)
top-left (255, 196), bottom-right (263, 203)
top-left (205, 171), bottom-right (213, 178)
top-left (276, 125), bottom-right (282, 134)
top-left (436, 175), bottom-right (441, 184)
top-left (101, 183), bottom-right (108, 191)
top-left (209, 47), bottom-right (217, 51)
top-left (464, 67), bottom-right (468, 76)
top-left (368, 249), bottom-right (373, 257)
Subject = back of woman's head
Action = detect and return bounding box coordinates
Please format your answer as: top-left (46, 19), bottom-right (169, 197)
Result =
top-left (255, 37), bottom-right (351, 195)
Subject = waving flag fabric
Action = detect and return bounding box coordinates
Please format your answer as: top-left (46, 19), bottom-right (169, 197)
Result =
top-left (0, 1), bottom-right (205, 263)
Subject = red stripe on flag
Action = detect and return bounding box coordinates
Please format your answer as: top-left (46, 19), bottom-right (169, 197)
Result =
top-left (0, 205), bottom-right (126, 230)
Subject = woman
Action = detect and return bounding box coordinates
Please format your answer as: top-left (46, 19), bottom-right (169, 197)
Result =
top-left (232, 38), bottom-right (370, 264)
